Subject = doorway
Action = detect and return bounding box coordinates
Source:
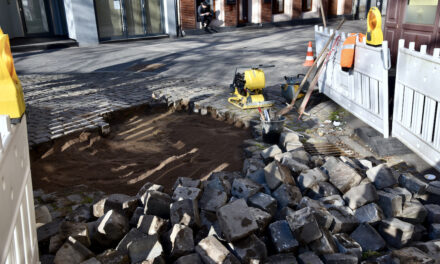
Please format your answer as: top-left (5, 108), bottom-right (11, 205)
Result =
top-left (238, 0), bottom-right (248, 25)
top-left (94, 0), bottom-right (164, 41)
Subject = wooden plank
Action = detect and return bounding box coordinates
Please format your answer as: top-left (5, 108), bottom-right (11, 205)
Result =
top-left (411, 92), bottom-right (424, 136)
top-left (422, 98), bottom-right (436, 143)
top-left (402, 87), bottom-right (414, 129)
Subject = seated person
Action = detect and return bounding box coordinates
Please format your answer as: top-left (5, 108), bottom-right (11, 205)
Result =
top-left (197, 1), bottom-right (213, 32)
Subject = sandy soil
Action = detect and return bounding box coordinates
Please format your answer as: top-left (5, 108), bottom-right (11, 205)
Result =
top-left (31, 109), bottom-right (250, 195)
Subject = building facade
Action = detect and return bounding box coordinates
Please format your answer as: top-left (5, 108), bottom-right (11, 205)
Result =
top-left (0, 0), bottom-right (177, 46)
top-left (179, 0), bottom-right (354, 30)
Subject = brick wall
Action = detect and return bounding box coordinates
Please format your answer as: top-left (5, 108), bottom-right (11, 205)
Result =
top-left (292, 0), bottom-right (302, 18)
top-left (261, 2), bottom-right (272, 22)
top-left (224, 2), bottom-right (237, 26)
top-left (180, 0), bottom-right (196, 29)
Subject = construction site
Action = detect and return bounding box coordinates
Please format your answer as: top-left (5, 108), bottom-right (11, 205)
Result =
top-left (2, 1), bottom-right (440, 263)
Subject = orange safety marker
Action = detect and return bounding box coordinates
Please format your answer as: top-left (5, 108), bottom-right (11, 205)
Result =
top-left (303, 41), bottom-right (315, 67)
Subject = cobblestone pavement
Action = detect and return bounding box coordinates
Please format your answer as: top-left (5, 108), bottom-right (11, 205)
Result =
top-left (22, 72), bottom-right (289, 146)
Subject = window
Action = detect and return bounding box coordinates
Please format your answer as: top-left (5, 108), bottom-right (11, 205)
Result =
top-left (404, 0), bottom-right (439, 25)
top-left (302, 0), bottom-right (312, 11)
top-left (272, 0), bottom-right (284, 14)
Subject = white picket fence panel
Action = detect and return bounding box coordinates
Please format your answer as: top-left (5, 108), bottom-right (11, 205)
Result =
top-left (0, 115), bottom-right (39, 264)
top-left (314, 25), bottom-right (390, 138)
top-left (393, 40), bottom-right (440, 171)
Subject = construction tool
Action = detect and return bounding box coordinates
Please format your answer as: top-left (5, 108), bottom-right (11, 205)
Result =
top-left (366, 7), bottom-right (383, 47)
top-left (281, 74), bottom-right (306, 102)
top-left (276, 19), bottom-right (345, 117)
top-left (228, 65), bottom-right (275, 109)
top-left (298, 35), bottom-right (342, 118)
top-left (0, 28), bottom-right (26, 120)
top-left (258, 107), bottom-right (265, 121)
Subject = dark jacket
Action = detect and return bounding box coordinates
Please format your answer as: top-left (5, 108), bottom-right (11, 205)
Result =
top-left (197, 5), bottom-right (213, 21)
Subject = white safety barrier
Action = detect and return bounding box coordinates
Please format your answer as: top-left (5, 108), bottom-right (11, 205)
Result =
top-left (314, 26), bottom-right (391, 138)
top-left (393, 40), bottom-right (440, 171)
top-left (0, 115), bottom-right (39, 264)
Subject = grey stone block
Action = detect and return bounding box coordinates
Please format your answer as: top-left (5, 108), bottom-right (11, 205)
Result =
top-left (116, 228), bottom-right (147, 255)
top-left (174, 253), bottom-right (203, 264)
top-left (328, 206), bottom-right (359, 234)
top-left (246, 169), bottom-right (266, 185)
top-left (272, 184), bottom-right (302, 209)
top-left (264, 161), bottom-right (295, 190)
top-left (269, 220), bottom-right (299, 253)
top-left (354, 203), bottom-right (384, 224)
top-left (95, 210), bottom-right (130, 247)
top-left (60, 221), bottom-right (91, 248)
top-left (129, 207), bottom-right (144, 227)
top-left (266, 253), bottom-right (298, 264)
top-left (343, 183), bottom-right (378, 210)
top-left (286, 207), bottom-right (322, 244)
top-left (172, 186), bottom-right (202, 201)
top-left (377, 190), bottom-right (403, 218)
top-left (95, 249), bottom-right (129, 264)
top-left (297, 168), bottom-right (328, 191)
top-left (351, 224), bottom-right (386, 252)
top-left (307, 182), bottom-right (340, 199)
top-left (400, 199), bottom-right (427, 224)
top-left (425, 204), bottom-right (440, 223)
top-left (320, 195), bottom-right (345, 207)
top-left (165, 224), bottom-right (194, 258)
top-left (279, 131), bottom-right (300, 148)
top-left (280, 156), bottom-right (310, 173)
top-left (427, 181), bottom-right (440, 195)
top-left (367, 164), bottom-right (397, 190)
top-left (54, 237), bottom-right (94, 264)
top-left (333, 233), bottom-right (362, 260)
top-left (231, 178), bottom-right (262, 199)
top-left (93, 194), bottom-right (138, 218)
top-left (378, 218), bottom-right (414, 248)
top-left (137, 215), bottom-right (168, 235)
top-left (143, 191), bottom-right (172, 219)
top-left (216, 199), bottom-right (258, 242)
top-left (261, 145), bottom-right (282, 161)
top-left (290, 149), bottom-right (310, 164)
top-left (249, 207), bottom-right (272, 233)
top-left (391, 247), bottom-right (435, 264)
top-left (429, 223), bottom-right (440, 240)
top-left (309, 228), bottom-right (338, 255)
top-left (170, 199), bottom-right (201, 228)
top-left (243, 158), bottom-right (266, 176)
top-left (384, 187), bottom-right (412, 204)
top-left (137, 182), bottom-right (165, 200)
top-left (173, 177), bottom-right (201, 189)
top-left (323, 158), bottom-right (363, 194)
top-left (195, 236), bottom-right (239, 264)
top-left (322, 253), bottom-right (358, 264)
top-left (248, 192), bottom-right (277, 216)
top-left (399, 173), bottom-right (428, 195)
top-left (298, 252), bottom-right (322, 264)
top-left (127, 234), bottom-right (163, 263)
top-left (230, 234), bottom-right (267, 263)
top-left (199, 186), bottom-right (228, 212)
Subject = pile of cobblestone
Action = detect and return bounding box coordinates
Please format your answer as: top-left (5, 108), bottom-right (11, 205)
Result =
top-left (34, 122), bottom-right (440, 264)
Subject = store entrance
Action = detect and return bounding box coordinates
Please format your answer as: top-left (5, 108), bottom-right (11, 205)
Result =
top-left (94, 0), bottom-right (164, 41)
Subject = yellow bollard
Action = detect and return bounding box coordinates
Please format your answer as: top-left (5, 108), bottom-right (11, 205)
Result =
top-left (0, 27), bottom-right (26, 119)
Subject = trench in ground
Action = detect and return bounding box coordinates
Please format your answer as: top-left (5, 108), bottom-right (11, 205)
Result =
top-left (30, 106), bottom-right (251, 195)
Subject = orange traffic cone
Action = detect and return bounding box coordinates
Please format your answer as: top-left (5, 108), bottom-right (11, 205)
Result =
top-left (303, 41), bottom-right (314, 67)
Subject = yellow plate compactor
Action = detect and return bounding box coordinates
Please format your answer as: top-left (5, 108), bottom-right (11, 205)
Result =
top-left (228, 65), bottom-right (274, 109)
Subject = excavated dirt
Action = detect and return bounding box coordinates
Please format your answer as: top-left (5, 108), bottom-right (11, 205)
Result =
top-left (30, 108), bottom-right (250, 195)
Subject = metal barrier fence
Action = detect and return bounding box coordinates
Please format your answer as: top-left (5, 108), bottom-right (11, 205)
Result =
top-left (392, 40), bottom-right (440, 171)
top-left (314, 26), bottom-right (391, 138)
top-left (0, 115), bottom-right (39, 264)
